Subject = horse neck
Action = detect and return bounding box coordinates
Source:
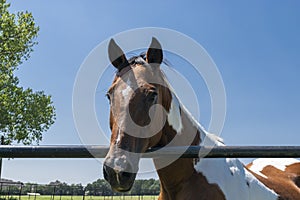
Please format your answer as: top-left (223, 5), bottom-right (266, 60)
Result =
top-left (153, 91), bottom-right (277, 199)
top-left (153, 91), bottom-right (203, 190)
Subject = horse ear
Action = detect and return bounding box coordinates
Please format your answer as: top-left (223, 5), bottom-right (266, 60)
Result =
top-left (146, 37), bottom-right (163, 65)
top-left (108, 39), bottom-right (129, 71)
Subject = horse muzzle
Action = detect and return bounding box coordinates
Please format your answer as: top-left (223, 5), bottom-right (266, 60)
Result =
top-left (103, 154), bottom-right (138, 192)
top-left (103, 164), bottom-right (136, 192)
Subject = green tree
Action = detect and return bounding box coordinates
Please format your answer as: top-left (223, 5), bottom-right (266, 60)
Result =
top-left (86, 179), bottom-right (112, 196)
top-left (0, 0), bottom-right (55, 145)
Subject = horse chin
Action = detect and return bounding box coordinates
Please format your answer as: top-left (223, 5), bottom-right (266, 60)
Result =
top-left (111, 178), bottom-right (136, 193)
top-left (113, 186), bottom-right (132, 193)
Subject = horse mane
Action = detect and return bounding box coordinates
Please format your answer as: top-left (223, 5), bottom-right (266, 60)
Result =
top-left (159, 57), bottom-right (224, 147)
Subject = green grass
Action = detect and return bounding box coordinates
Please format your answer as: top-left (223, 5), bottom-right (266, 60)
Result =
top-left (6, 196), bottom-right (158, 200)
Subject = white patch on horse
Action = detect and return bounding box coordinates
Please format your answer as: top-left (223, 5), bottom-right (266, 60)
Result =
top-left (161, 71), bottom-right (223, 142)
top-left (229, 165), bottom-right (240, 175)
top-left (116, 129), bottom-right (121, 144)
top-left (121, 78), bottom-right (132, 100)
top-left (195, 158), bottom-right (278, 200)
top-left (167, 93), bottom-right (183, 134)
top-left (193, 128), bottom-right (278, 199)
top-left (249, 158), bottom-right (299, 178)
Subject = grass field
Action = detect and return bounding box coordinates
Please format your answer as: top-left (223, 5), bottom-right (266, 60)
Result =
top-left (4, 196), bottom-right (158, 200)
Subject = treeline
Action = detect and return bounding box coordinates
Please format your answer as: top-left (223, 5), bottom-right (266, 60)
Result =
top-left (86, 179), bottom-right (159, 196)
top-left (0, 179), bottom-right (160, 196)
top-left (0, 180), bottom-right (84, 196)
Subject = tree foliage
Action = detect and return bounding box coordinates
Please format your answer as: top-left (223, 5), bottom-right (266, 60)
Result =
top-left (85, 179), bottom-right (160, 196)
top-left (0, 0), bottom-right (55, 145)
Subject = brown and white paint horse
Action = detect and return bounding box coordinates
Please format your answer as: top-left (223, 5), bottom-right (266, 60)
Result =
top-left (103, 38), bottom-right (300, 200)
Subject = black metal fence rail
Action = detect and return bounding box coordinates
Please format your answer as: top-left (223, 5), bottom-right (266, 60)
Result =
top-left (0, 145), bottom-right (300, 158)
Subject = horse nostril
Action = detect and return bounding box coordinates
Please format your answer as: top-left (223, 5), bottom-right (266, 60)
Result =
top-left (120, 171), bottom-right (132, 179)
top-left (103, 165), bottom-right (109, 181)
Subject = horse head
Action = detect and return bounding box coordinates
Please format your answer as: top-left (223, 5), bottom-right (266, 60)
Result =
top-left (103, 38), bottom-right (172, 192)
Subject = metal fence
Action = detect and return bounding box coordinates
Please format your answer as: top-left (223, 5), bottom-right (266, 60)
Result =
top-left (0, 145), bottom-right (299, 200)
top-left (0, 145), bottom-right (300, 158)
top-left (0, 181), bottom-right (157, 200)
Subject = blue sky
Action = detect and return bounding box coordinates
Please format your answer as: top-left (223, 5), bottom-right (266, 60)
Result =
top-left (3, 0), bottom-right (300, 185)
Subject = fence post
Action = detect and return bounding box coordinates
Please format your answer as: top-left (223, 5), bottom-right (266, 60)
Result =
top-left (34, 184), bottom-right (37, 200)
top-left (0, 136), bottom-right (4, 181)
top-left (0, 181), bottom-right (2, 199)
top-left (82, 188), bottom-right (85, 200)
top-left (19, 183), bottom-right (23, 200)
top-left (52, 185), bottom-right (56, 200)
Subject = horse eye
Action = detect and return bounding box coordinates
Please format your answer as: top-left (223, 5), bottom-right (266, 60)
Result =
top-left (106, 93), bottom-right (111, 101)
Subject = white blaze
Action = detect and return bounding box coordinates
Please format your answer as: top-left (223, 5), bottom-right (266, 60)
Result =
top-left (116, 129), bottom-right (121, 144)
top-left (121, 78), bottom-right (132, 100)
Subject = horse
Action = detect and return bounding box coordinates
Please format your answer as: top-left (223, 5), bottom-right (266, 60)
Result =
top-left (103, 37), bottom-right (300, 200)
